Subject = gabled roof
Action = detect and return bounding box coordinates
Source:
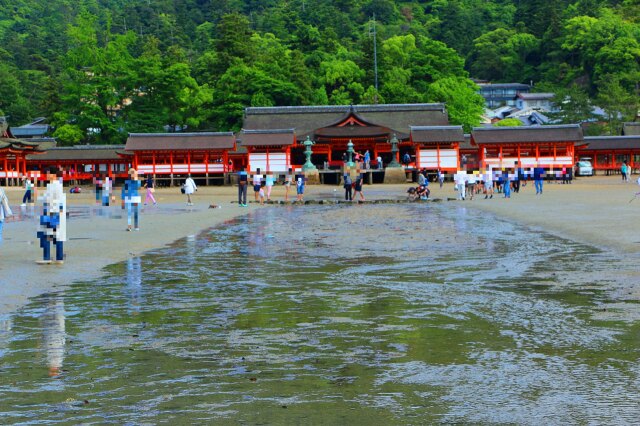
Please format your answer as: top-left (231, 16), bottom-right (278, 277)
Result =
top-left (238, 129), bottom-right (296, 147)
top-left (125, 132), bottom-right (235, 151)
top-left (477, 83), bottom-right (531, 90)
top-left (471, 125), bottom-right (583, 144)
top-left (243, 104), bottom-right (449, 139)
top-left (623, 122), bottom-right (640, 136)
top-left (460, 134), bottom-right (474, 150)
top-left (0, 137), bottom-right (44, 152)
top-left (410, 126), bottom-right (465, 143)
top-left (581, 136), bottom-right (640, 151)
top-left (11, 124), bottom-right (49, 137)
top-left (26, 145), bottom-right (127, 161)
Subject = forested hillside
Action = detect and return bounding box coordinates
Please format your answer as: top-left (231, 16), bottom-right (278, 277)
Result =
top-left (0, 0), bottom-right (638, 143)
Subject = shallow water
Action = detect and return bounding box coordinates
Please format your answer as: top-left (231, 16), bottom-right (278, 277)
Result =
top-left (1, 204), bottom-right (639, 424)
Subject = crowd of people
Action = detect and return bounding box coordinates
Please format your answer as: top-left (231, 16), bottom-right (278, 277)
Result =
top-left (0, 161), bottom-right (635, 265)
top-left (237, 167), bottom-right (307, 206)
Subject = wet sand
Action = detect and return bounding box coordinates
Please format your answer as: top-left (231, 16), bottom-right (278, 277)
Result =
top-left (1, 175), bottom-right (639, 317)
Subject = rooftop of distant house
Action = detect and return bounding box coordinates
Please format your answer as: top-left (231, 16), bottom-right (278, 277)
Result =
top-left (517, 93), bottom-right (555, 100)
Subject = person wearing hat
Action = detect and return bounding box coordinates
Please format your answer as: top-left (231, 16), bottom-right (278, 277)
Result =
top-left (121, 168), bottom-right (141, 231)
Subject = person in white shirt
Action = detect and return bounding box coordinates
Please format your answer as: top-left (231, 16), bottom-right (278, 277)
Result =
top-left (183, 174), bottom-right (197, 206)
top-left (454, 170), bottom-right (467, 200)
top-left (483, 168), bottom-right (494, 199)
top-left (467, 172), bottom-right (477, 200)
top-left (36, 168), bottom-right (66, 264)
top-left (252, 168), bottom-right (263, 203)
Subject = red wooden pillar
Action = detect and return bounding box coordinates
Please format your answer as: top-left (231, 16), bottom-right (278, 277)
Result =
top-left (285, 147), bottom-right (291, 170)
top-left (170, 152), bottom-right (174, 174)
top-left (266, 148), bottom-right (270, 172)
top-left (152, 152), bottom-right (156, 175)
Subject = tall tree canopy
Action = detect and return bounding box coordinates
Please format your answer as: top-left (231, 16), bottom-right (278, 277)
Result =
top-left (0, 0), bottom-right (637, 141)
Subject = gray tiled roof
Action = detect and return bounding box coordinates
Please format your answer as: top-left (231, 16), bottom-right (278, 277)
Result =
top-left (238, 129), bottom-right (296, 147)
top-left (26, 145), bottom-right (128, 161)
top-left (622, 122), bottom-right (640, 136)
top-left (581, 136), bottom-right (640, 151)
top-left (125, 132), bottom-right (235, 151)
top-left (410, 126), bottom-right (465, 143)
top-left (471, 125), bottom-right (583, 144)
top-left (243, 104), bottom-right (449, 138)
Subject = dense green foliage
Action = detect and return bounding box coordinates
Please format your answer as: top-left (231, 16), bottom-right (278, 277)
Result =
top-left (0, 0), bottom-right (638, 143)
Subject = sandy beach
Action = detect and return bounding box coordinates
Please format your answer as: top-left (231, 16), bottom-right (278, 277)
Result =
top-left (1, 175), bottom-right (639, 318)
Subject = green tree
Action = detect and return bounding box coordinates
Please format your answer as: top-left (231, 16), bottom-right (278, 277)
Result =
top-left (52, 123), bottom-right (84, 145)
top-left (597, 76), bottom-right (637, 135)
top-left (548, 85), bottom-right (596, 124)
top-left (494, 118), bottom-right (522, 127)
top-left (318, 58), bottom-right (365, 104)
top-left (426, 77), bottom-right (485, 132)
top-left (469, 28), bottom-right (539, 82)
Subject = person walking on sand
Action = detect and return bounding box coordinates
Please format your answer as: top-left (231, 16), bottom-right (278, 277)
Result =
top-left (122, 168), bottom-right (141, 232)
top-left (100, 175), bottom-right (113, 206)
top-left (238, 166), bottom-right (248, 207)
top-left (296, 172), bottom-right (305, 202)
top-left (22, 176), bottom-right (33, 206)
top-left (143, 174), bottom-right (157, 205)
top-left (437, 169), bottom-right (444, 188)
top-left (93, 174), bottom-right (101, 205)
top-left (454, 169), bottom-right (466, 200)
top-left (343, 172), bottom-right (353, 201)
top-left (354, 174), bottom-right (365, 202)
top-left (284, 168), bottom-right (293, 201)
top-left (36, 168), bottom-right (66, 264)
top-left (252, 168), bottom-right (263, 203)
top-left (467, 172), bottom-right (477, 200)
top-left (621, 161), bottom-right (628, 182)
top-left (483, 168), bottom-right (494, 199)
top-left (627, 162), bottom-right (632, 182)
top-left (0, 185), bottom-right (13, 246)
top-left (183, 174), bottom-right (197, 206)
top-left (503, 170), bottom-right (511, 198)
top-left (533, 164), bottom-right (544, 195)
top-left (265, 172), bottom-right (274, 201)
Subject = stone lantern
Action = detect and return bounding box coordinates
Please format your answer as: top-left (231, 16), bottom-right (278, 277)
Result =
top-left (387, 134), bottom-right (401, 168)
top-left (302, 136), bottom-right (317, 171)
top-left (346, 140), bottom-right (355, 167)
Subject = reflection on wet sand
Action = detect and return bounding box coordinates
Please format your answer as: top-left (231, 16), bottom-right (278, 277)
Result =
top-left (41, 294), bottom-right (65, 377)
top-left (0, 204), bottom-right (638, 424)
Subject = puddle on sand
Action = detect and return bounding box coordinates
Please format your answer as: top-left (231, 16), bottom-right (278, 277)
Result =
top-left (0, 204), bottom-right (639, 424)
